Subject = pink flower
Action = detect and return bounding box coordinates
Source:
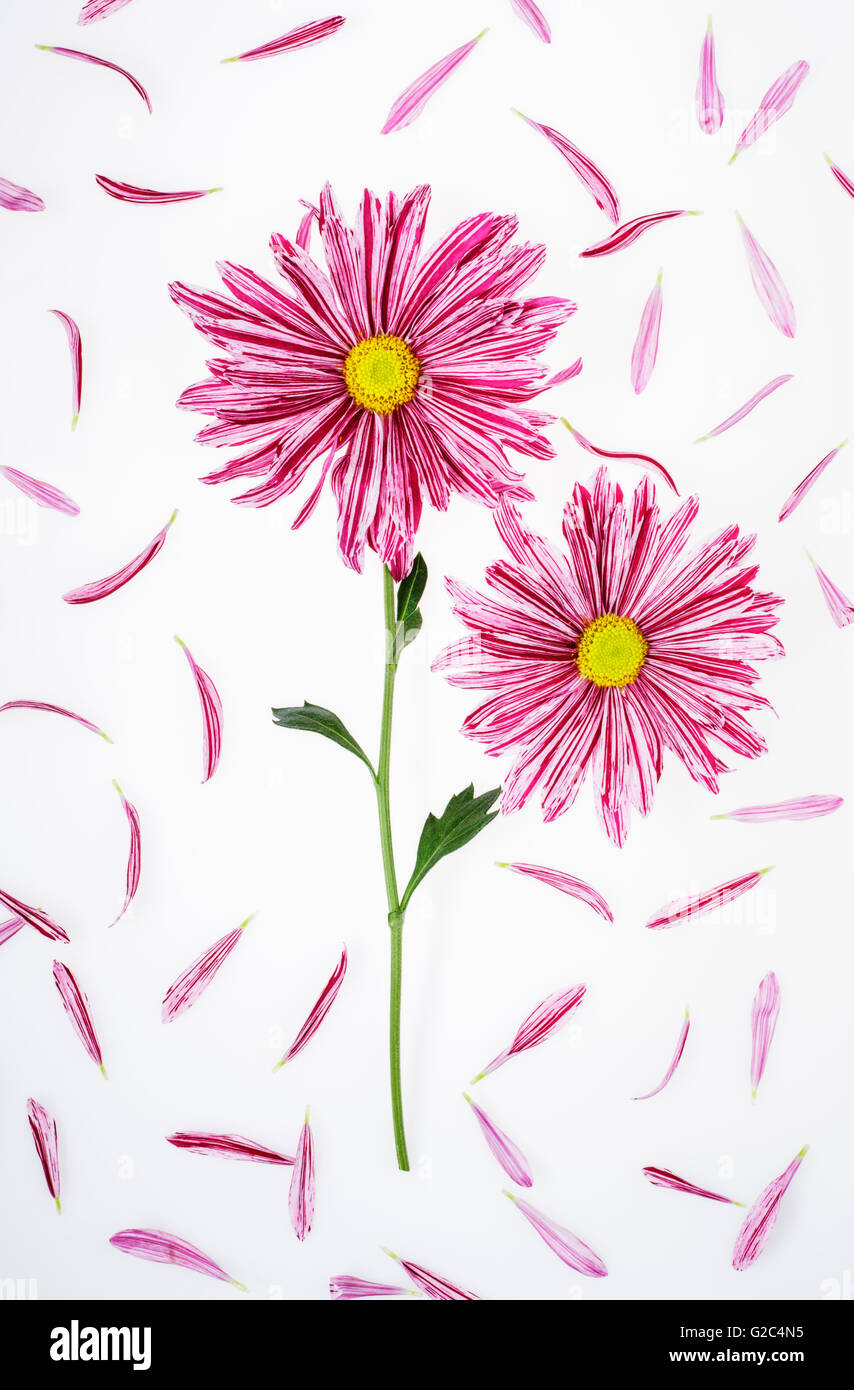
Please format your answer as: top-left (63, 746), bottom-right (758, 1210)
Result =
top-left (288, 1108), bottom-right (315, 1242)
top-left (472, 984), bottom-right (586, 1081)
top-left (0, 889), bottom-right (68, 944)
top-left (48, 310), bottom-right (83, 429)
top-left (222, 17), bottom-right (345, 64)
top-left (329, 1275), bottom-right (416, 1300)
top-left (0, 465), bottom-right (79, 516)
top-left (779, 442), bottom-right (846, 522)
top-left (713, 794), bottom-right (843, 824)
top-left (170, 184), bottom-right (574, 581)
top-left (736, 214), bottom-right (796, 338)
top-left (27, 1098), bottom-right (61, 1212)
top-left (730, 61), bottom-right (809, 163)
top-left (0, 176), bottom-right (45, 212)
top-left (645, 868), bottom-right (772, 930)
top-left (109, 1228), bottom-right (246, 1288)
top-left (95, 175), bottom-right (221, 204)
top-left (513, 110), bottom-right (619, 222)
top-left (36, 44), bottom-right (151, 113)
top-left (563, 419), bottom-right (678, 494)
top-left (166, 1132), bottom-right (294, 1165)
top-left (109, 781), bottom-right (140, 928)
top-left (63, 509), bottom-right (177, 604)
top-left (643, 1166), bottom-right (743, 1205)
top-left (383, 1249), bottom-right (479, 1300)
top-left (174, 637), bottom-right (223, 782)
top-left (825, 153), bottom-right (854, 199)
top-left (496, 861), bottom-right (612, 922)
top-left (809, 553), bottom-right (854, 627)
top-left (695, 16), bottom-right (725, 134)
top-left (381, 29), bottom-right (488, 134)
top-left (632, 1006), bottom-right (690, 1100)
top-left (53, 960), bottom-right (106, 1074)
top-left (695, 374), bottom-right (793, 442)
top-left (510, 0), bottom-right (551, 43)
top-left (464, 1093), bottom-right (533, 1186)
top-left (580, 210), bottom-right (699, 259)
top-left (750, 971), bottom-right (781, 1099)
top-left (630, 269), bottom-right (663, 394)
top-left (273, 946), bottom-right (347, 1069)
top-left (505, 1192), bottom-right (608, 1277)
top-left (0, 700), bottom-right (111, 741)
top-left (436, 471), bottom-right (782, 845)
top-left (162, 915), bottom-right (253, 1023)
top-left (732, 1146), bottom-right (808, 1271)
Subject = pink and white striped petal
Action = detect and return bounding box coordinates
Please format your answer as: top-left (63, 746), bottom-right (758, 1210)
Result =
top-left (0, 916), bottom-right (25, 948)
top-left (109, 1228), bottom-right (245, 1288)
top-left (222, 17), bottom-right (345, 64)
top-left (329, 1276), bottom-right (417, 1300)
top-left (53, 960), bottom-right (106, 1074)
top-left (174, 636), bottom-right (223, 782)
top-left (513, 110), bottom-right (619, 222)
top-left (643, 1166), bottom-right (744, 1205)
top-left (472, 984), bottom-right (586, 1081)
top-left (825, 153), bottom-right (854, 199)
top-left (0, 700), bottom-right (111, 741)
top-left (695, 16), bottom-right (725, 134)
top-left (166, 1132), bottom-right (294, 1165)
top-left (695, 375), bottom-right (793, 442)
top-left (162, 915), bottom-right (253, 1023)
top-left (580, 210), bottom-right (698, 259)
top-left (779, 442), bottom-right (846, 522)
top-left (632, 1006), bottom-right (690, 1101)
top-left (48, 310), bottom-right (83, 429)
top-left (63, 509), bottom-right (177, 604)
top-left (510, 0), bottom-right (551, 42)
top-left (464, 1093), bottom-right (533, 1186)
top-left (381, 28), bottom-right (488, 134)
top-left (562, 418), bottom-right (678, 494)
top-left (730, 61), bottom-right (809, 162)
top-left (0, 466), bottom-right (79, 516)
top-left (809, 553), bottom-right (854, 627)
top-left (732, 1146), bottom-right (808, 1271)
top-left (295, 199), bottom-right (319, 252)
top-left (505, 1192), bottom-right (608, 1277)
top-left (630, 269), bottom-right (663, 394)
top-left (27, 1098), bottom-right (61, 1211)
top-left (497, 860), bottom-right (612, 922)
top-left (0, 890), bottom-right (68, 944)
top-left (109, 781), bottom-right (140, 928)
top-left (384, 1249), bottom-right (479, 1300)
top-left (96, 175), bottom-right (220, 204)
top-left (750, 971), bottom-right (781, 1099)
top-left (0, 176), bottom-right (45, 212)
top-left (37, 44), bottom-right (151, 113)
top-left (288, 1108), bottom-right (315, 1242)
top-left (78, 0), bottom-right (135, 23)
top-left (546, 358), bottom-right (583, 387)
top-left (645, 868), bottom-right (772, 931)
top-left (714, 795), bottom-right (842, 824)
top-left (274, 946), bottom-right (347, 1069)
top-left (736, 214), bottom-right (796, 338)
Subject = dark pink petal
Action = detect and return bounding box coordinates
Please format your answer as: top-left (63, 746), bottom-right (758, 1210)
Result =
top-left (288, 1108), bottom-right (315, 1242)
top-left (384, 1249), bottom-right (480, 1300)
top-left (0, 916), bottom-right (25, 948)
top-left (513, 109), bottom-right (619, 222)
top-left (161, 915), bottom-right (253, 1023)
top-left (0, 176), bottom-right (45, 212)
top-left (730, 61), bottom-right (809, 162)
top-left (473, 984), bottom-right (586, 1081)
top-left (174, 636), bottom-right (223, 782)
top-left (109, 780), bottom-right (141, 928)
top-left (274, 946), bottom-right (347, 1069)
top-left (696, 16), bottom-right (725, 134)
top-left (36, 44), bottom-right (151, 113)
top-left (464, 1093), bottom-right (533, 1186)
top-left (510, 0), bottom-right (551, 42)
top-left (222, 17), bottom-right (345, 64)
top-left (53, 960), bottom-right (106, 1074)
top-left (63, 508), bottom-right (177, 604)
top-left (48, 310), bottom-right (83, 429)
top-left (580, 210), bottom-right (698, 259)
top-left (109, 1228), bottom-right (245, 1288)
top-left (0, 700), bottom-right (111, 741)
top-left (779, 442), bottom-right (846, 521)
top-left (633, 1006), bottom-right (690, 1100)
top-left (562, 418), bottom-right (678, 494)
top-left (732, 1146), bottom-right (808, 1270)
top-left (95, 175), bottom-right (221, 204)
top-left (809, 553), bottom-right (854, 627)
top-left (736, 213), bottom-right (796, 338)
top-left (295, 199), bottom-right (319, 252)
top-left (825, 153), bottom-right (854, 199)
top-left (0, 465), bottom-right (79, 516)
top-left (330, 1276), bottom-right (416, 1300)
top-left (695, 375), bottom-right (793, 441)
top-left (27, 1098), bottom-right (61, 1211)
top-left (78, 0), bottom-right (135, 22)
top-left (713, 794), bottom-right (843, 824)
top-left (497, 860), bottom-right (612, 922)
top-left (750, 971), bottom-right (781, 1098)
top-left (381, 28), bottom-right (488, 134)
top-left (505, 1192), bottom-right (608, 1277)
top-left (0, 890), bottom-right (68, 944)
top-left (166, 1132), bottom-right (294, 1165)
top-left (646, 868), bottom-right (771, 930)
top-left (643, 1166), bottom-right (744, 1205)
top-left (630, 269), bottom-right (663, 394)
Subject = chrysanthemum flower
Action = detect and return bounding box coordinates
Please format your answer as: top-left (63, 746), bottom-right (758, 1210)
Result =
top-left (435, 468), bottom-right (782, 845)
top-left (170, 184), bottom-right (574, 580)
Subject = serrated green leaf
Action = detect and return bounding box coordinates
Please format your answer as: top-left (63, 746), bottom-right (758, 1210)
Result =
top-left (401, 784), bottom-right (501, 907)
top-left (271, 702), bottom-right (375, 777)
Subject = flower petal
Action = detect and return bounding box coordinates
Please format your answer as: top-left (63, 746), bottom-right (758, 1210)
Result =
top-left (630, 269), bottom-right (663, 394)
top-left (714, 795), bottom-right (842, 823)
top-left (730, 61), bottom-right (809, 162)
top-left (166, 1132), bottom-right (293, 1165)
top-left (162, 916), bottom-right (253, 1023)
top-left (645, 868), bottom-right (772, 930)
top-left (27, 1098), bottom-right (61, 1211)
top-left (37, 44), bottom-right (151, 112)
top-left (473, 984), bottom-right (586, 1080)
top-left (109, 781), bottom-right (141, 928)
top-left (48, 310), bottom-right (83, 429)
top-left (695, 16), bottom-right (725, 134)
top-left (580, 210), bottom-right (697, 259)
top-left (497, 860), bottom-right (612, 922)
top-left (750, 971), bottom-right (781, 1098)
top-left (0, 176), bottom-right (45, 212)
top-left (329, 1276), bottom-right (416, 1300)
top-left (510, 0), bottom-right (551, 42)
top-left (381, 29), bottom-right (488, 134)
top-left (505, 1192), bottom-right (608, 1277)
top-left (222, 17), bottom-right (345, 63)
top-left (633, 1006), bottom-right (690, 1100)
top-left (643, 1166), bottom-right (743, 1205)
top-left (695, 375), bottom-right (793, 442)
top-left (0, 916), bottom-right (25, 948)
top-left (288, 1108), bottom-right (315, 1241)
top-left (825, 153), bottom-right (854, 199)
top-left (0, 465), bottom-right (79, 515)
top-left (109, 1228), bottom-right (245, 1287)
top-left (513, 109), bottom-right (619, 222)
top-left (53, 960), bottom-right (106, 1073)
top-left (384, 1249), bottom-right (479, 1300)
top-left (0, 700), bottom-right (111, 741)
top-left (736, 214), bottom-right (796, 338)
top-left (464, 1093), bottom-right (533, 1186)
top-left (63, 509), bottom-right (177, 604)
top-left (732, 1146), bottom-right (808, 1270)
top-left (808, 553), bottom-right (854, 627)
top-left (174, 636), bottom-right (223, 782)
top-left (562, 418), bottom-right (678, 494)
top-left (274, 946), bottom-right (347, 1069)
top-left (0, 890), bottom-right (68, 944)
top-left (95, 175), bottom-right (220, 204)
top-left (779, 442), bottom-right (846, 521)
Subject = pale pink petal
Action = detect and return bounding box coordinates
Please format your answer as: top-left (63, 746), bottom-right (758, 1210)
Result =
top-left (330, 1276), bottom-right (416, 1300)
top-left (161, 916), bottom-right (253, 1023)
top-left (464, 1093), bottom-right (533, 1186)
top-left (736, 214), bottom-right (796, 337)
top-left (695, 16), bottom-right (725, 134)
top-left (714, 795), bottom-right (842, 823)
top-left (384, 1249), bottom-right (479, 1300)
top-left (643, 1166), bottom-right (743, 1205)
top-left (779, 442), bottom-right (846, 521)
top-left (274, 946), bottom-right (347, 1069)
top-left (166, 1132), bottom-right (293, 1165)
top-left (732, 1146), bottom-right (808, 1270)
top-left (0, 176), bottom-right (45, 212)
top-left (48, 310), bottom-right (83, 428)
top-left (109, 780), bottom-right (141, 928)
top-left (809, 553), bottom-right (854, 628)
top-left (381, 29), bottom-right (488, 134)
top-left (473, 984), bottom-right (586, 1081)
top-left (222, 17), bottom-right (345, 63)
top-left (53, 960), bottom-right (106, 1073)
top-left (37, 44), bottom-right (151, 112)
top-left (630, 269), bottom-right (663, 394)
top-left (695, 375), bottom-right (793, 441)
top-left (731, 61), bottom-right (809, 162)
top-left (580, 210), bottom-right (698, 259)
top-left (750, 971), bottom-right (781, 1098)
top-left (563, 418), bottom-right (678, 494)
top-left (27, 1098), bottom-right (61, 1211)
top-left (633, 1006), bottom-right (690, 1100)
top-left (0, 700), bottom-right (111, 741)
top-left (95, 175), bottom-right (221, 204)
top-left (174, 636), bottom-right (223, 782)
top-left (0, 465), bottom-right (79, 516)
top-left (63, 509), bottom-right (177, 604)
top-left (0, 890), bottom-right (68, 944)
top-left (109, 1228), bottom-right (245, 1288)
top-left (505, 1192), bottom-right (608, 1277)
top-left (514, 109), bottom-right (619, 222)
top-left (288, 1108), bottom-right (315, 1242)
top-left (645, 868), bottom-right (771, 930)
top-left (497, 860), bottom-right (612, 922)
top-left (0, 916), bottom-right (25, 948)
top-left (825, 153), bottom-right (854, 199)
top-left (546, 358), bottom-right (583, 387)
top-left (510, 0), bottom-right (551, 42)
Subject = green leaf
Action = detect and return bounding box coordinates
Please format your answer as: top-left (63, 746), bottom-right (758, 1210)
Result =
top-left (395, 553), bottom-right (427, 652)
top-left (401, 783), bottom-right (501, 907)
top-left (271, 702), bottom-right (375, 777)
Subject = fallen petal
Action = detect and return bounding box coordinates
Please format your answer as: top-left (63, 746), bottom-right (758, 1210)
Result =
top-left (0, 176), bottom-right (45, 212)
top-left (779, 442), bottom-right (846, 521)
top-left (63, 509), bottom-right (177, 604)
top-left (288, 1108), bottom-right (315, 1241)
top-left (222, 17), bottom-right (345, 64)
top-left (825, 153), bottom-right (854, 199)
top-left (162, 915), bottom-right (253, 1023)
top-left (643, 1166), bottom-right (743, 1205)
top-left (732, 1146), bottom-right (808, 1270)
top-left (562, 418), bottom-right (678, 494)
top-left (27, 1098), bottom-right (61, 1211)
top-left (473, 984), bottom-right (586, 1081)
top-left (78, 0), bottom-right (136, 23)
top-left (0, 916), bottom-right (25, 948)
top-left (0, 890), bottom-right (68, 944)
top-left (633, 1006), bottom-right (690, 1100)
top-left (48, 310), bottom-right (83, 429)
top-left (630, 268), bottom-right (663, 394)
top-left (174, 636), bottom-right (223, 782)
top-left (505, 1192), bottom-right (608, 1277)
top-left (109, 1228), bottom-right (245, 1287)
top-left (109, 781), bottom-right (141, 928)
top-left (274, 946), bottom-right (347, 1069)
top-left (695, 375), bottom-right (793, 441)
top-left (329, 1276), bottom-right (416, 1300)
top-left (381, 28), bottom-right (488, 134)
top-left (736, 213), bottom-right (796, 338)
top-left (53, 960), bottom-right (106, 1073)
top-left (95, 175), bottom-right (221, 204)
top-left (464, 1093), bottom-right (533, 1186)
top-left (696, 16), bottom-right (725, 134)
top-left (166, 1132), bottom-right (293, 1165)
top-left (497, 860), bottom-right (612, 922)
top-left (510, 0), bottom-right (551, 42)
top-left (580, 210), bottom-right (698, 259)
top-left (36, 43), bottom-right (151, 113)
top-left (513, 109), bottom-right (619, 222)
top-left (808, 553), bottom-right (854, 628)
top-left (750, 971), bottom-right (781, 1099)
top-left (731, 61), bottom-right (809, 162)
top-left (713, 794), bottom-right (842, 823)
top-left (0, 699), bottom-right (110, 741)
top-left (384, 1248), bottom-right (479, 1300)
top-left (0, 465), bottom-right (79, 516)
top-left (645, 868), bottom-right (772, 930)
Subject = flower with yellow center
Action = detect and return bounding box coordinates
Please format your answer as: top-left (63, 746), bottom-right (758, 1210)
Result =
top-left (343, 334), bottom-right (420, 415)
top-left (576, 613), bottom-right (648, 688)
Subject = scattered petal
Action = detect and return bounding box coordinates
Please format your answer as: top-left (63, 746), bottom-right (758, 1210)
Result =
top-left (166, 1132), bottom-right (293, 1165)
top-left (695, 375), bottom-right (793, 442)
top-left (0, 890), bottom-right (68, 944)
top-left (643, 1166), bottom-right (743, 1205)
top-left (730, 61), bottom-right (809, 163)
top-left (0, 465), bottom-right (79, 516)
top-left (696, 16), bottom-right (725, 134)
top-left (273, 947), bottom-right (347, 1069)
top-left (736, 213), bottom-right (796, 338)
top-left (513, 109), bottom-right (619, 222)
top-left (732, 1146), bottom-right (808, 1271)
top-left (825, 153), bottom-right (854, 199)
top-left (496, 860), bottom-right (612, 922)
top-left (109, 780), bottom-right (141, 928)
top-left (48, 310), bottom-right (83, 429)
top-left (472, 984), bottom-right (586, 1081)
top-left (633, 1006), bottom-right (690, 1100)
top-left (0, 699), bottom-right (110, 741)
top-left (750, 971), bottom-right (781, 1099)
top-left (779, 442), bottom-right (846, 521)
top-left (329, 1276), bottom-right (416, 1300)
top-left (36, 44), bottom-right (151, 113)
top-left (510, 0), bottom-right (551, 42)
top-left (630, 268), bottom-right (663, 394)
top-left (109, 1228), bottom-right (245, 1288)
top-left (0, 916), bottom-right (25, 948)
top-left (809, 552), bottom-right (854, 628)
top-left (645, 868), bottom-right (772, 930)
top-left (222, 16), bottom-right (345, 63)
top-left (53, 960), bottom-right (106, 1074)
top-left (95, 175), bottom-right (221, 204)
top-left (504, 1192), bottom-right (608, 1277)
top-left (63, 509), bottom-right (177, 604)
top-left (381, 28), bottom-right (488, 134)
top-left (27, 1098), bottom-right (61, 1211)
top-left (288, 1108), bottom-right (315, 1242)
top-left (562, 418), bottom-right (678, 494)
top-left (464, 1093), bottom-right (533, 1186)
top-left (580, 210), bottom-right (698, 259)
top-left (162, 915), bottom-right (253, 1023)
top-left (0, 176), bottom-right (45, 212)
top-left (174, 636), bottom-right (223, 782)
top-left (713, 794), bottom-right (843, 823)
top-left (384, 1249), bottom-right (479, 1300)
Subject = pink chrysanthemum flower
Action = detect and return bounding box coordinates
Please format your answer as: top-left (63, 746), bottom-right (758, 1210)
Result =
top-left (435, 469), bottom-right (782, 845)
top-left (170, 184), bottom-right (574, 580)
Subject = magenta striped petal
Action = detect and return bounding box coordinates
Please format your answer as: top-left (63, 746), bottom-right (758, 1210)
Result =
top-left (384, 1249), bottom-right (479, 1300)
top-left (175, 636), bottom-right (222, 782)
top-left (274, 946), bottom-right (347, 1069)
top-left (27, 1098), bottom-right (61, 1211)
top-left (109, 780), bottom-right (140, 928)
top-left (330, 1276), bottom-right (416, 1300)
top-left (643, 1166), bottom-right (743, 1205)
top-left (288, 1108), bottom-right (315, 1242)
top-left (562, 418), bottom-right (678, 494)
top-left (0, 889), bottom-right (68, 944)
top-left (222, 16), bottom-right (345, 64)
top-left (0, 700), bottom-right (111, 741)
top-left (109, 1228), bottom-right (245, 1287)
top-left (95, 175), bottom-right (220, 204)
top-left (162, 915), bottom-right (252, 1023)
top-left (630, 269), bottom-right (663, 394)
top-left (36, 44), bottom-right (151, 113)
top-left (0, 916), bottom-right (25, 948)
top-left (505, 1192), bottom-right (608, 1277)
top-left (736, 214), bottom-right (796, 338)
top-left (473, 983), bottom-right (586, 1081)
top-left (779, 442), bottom-right (846, 521)
top-left (381, 28), bottom-right (488, 134)
top-left (0, 466), bottom-right (79, 516)
top-left (732, 1146), bottom-right (808, 1271)
top-left (513, 110), bottom-right (619, 222)
top-left (825, 153), bottom-right (854, 199)
top-left (48, 310), bottom-right (83, 429)
top-left (0, 176), bottom-right (45, 212)
top-left (78, 0), bottom-right (135, 23)
top-left (63, 509), bottom-right (177, 604)
top-left (580, 210), bottom-right (698, 259)
top-left (809, 553), bottom-right (854, 628)
top-left (497, 860), bottom-right (612, 922)
top-left (547, 358), bottom-right (583, 387)
top-left (166, 1132), bottom-right (294, 1165)
top-left (295, 199), bottom-right (319, 252)
top-left (510, 0), bottom-right (551, 42)
top-left (53, 960), bottom-right (106, 1073)
top-left (750, 971), bottom-right (781, 1099)
top-left (695, 16), bottom-right (725, 134)
top-left (464, 1093), bottom-right (533, 1186)
top-left (714, 794), bottom-right (843, 824)
top-left (645, 868), bottom-right (772, 931)
top-left (695, 374), bottom-right (793, 442)
top-left (730, 61), bottom-right (809, 162)
top-left (633, 1006), bottom-right (690, 1100)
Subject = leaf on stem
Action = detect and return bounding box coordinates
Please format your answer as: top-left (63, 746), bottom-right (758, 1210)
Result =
top-left (271, 702), bottom-right (374, 776)
top-left (395, 553), bottom-right (427, 651)
top-left (402, 784), bottom-right (500, 905)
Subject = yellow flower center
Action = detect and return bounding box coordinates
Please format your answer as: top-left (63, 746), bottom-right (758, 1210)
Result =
top-left (343, 334), bottom-right (420, 415)
top-left (576, 614), bottom-right (648, 688)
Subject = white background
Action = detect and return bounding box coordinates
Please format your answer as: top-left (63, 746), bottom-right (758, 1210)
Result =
top-left (1, 0), bottom-right (852, 1302)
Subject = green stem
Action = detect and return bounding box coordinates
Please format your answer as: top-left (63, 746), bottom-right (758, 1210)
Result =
top-left (375, 565), bottom-right (410, 1171)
